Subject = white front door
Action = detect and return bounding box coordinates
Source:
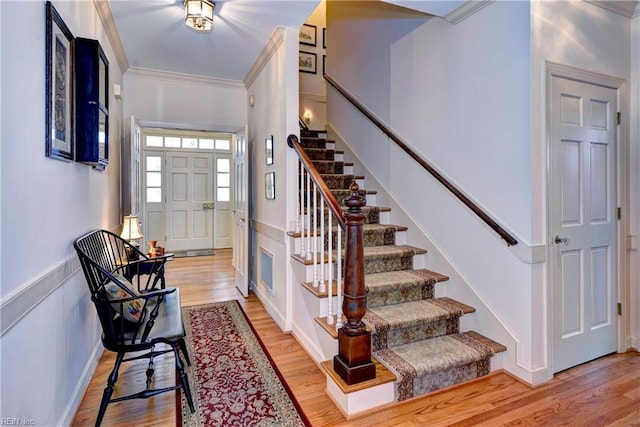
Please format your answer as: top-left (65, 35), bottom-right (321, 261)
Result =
top-left (233, 126), bottom-right (249, 297)
top-left (165, 151), bottom-right (215, 252)
top-left (549, 74), bottom-right (618, 373)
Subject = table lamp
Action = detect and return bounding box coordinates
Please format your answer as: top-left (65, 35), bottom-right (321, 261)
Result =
top-left (121, 215), bottom-right (143, 260)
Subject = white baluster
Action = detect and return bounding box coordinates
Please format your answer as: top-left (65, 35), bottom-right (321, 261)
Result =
top-left (336, 225), bottom-right (343, 330)
top-left (312, 183), bottom-right (318, 287)
top-left (305, 171), bottom-right (312, 261)
top-left (306, 169), bottom-right (312, 261)
top-left (327, 211), bottom-right (334, 325)
top-left (295, 159), bottom-right (301, 233)
top-left (299, 168), bottom-right (306, 257)
top-left (319, 197), bottom-right (326, 293)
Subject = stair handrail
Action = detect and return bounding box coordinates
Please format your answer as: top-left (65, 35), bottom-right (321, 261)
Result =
top-left (287, 134), bottom-right (346, 229)
top-left (299, 116), bottom-right (309, 131)
top-left (324, 73), bottom-right (518, 247)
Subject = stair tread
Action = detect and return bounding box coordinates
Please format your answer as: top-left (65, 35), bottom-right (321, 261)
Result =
top-left (363, 245), bottom-right (427, 257)
top-left (439, 297), bottom-right (476, 314)
top-left (291, 252), bottom-right (330, 265)
top-left (321, 357), bottom-right (396, 395)
top-left (315, 315), bottom-right (346, 339)
top-left (302, 280), bottom-right (339, 298)
top-left (288, 223), bottom-right (406, 238)
top-left (463, 331), bottom-right (507, 353)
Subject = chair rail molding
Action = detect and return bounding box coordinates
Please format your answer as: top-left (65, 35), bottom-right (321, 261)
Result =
top-left (0, 255), bottom-right (81, 337)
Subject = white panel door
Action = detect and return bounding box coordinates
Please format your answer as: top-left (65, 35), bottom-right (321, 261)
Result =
top-left (233, 126), bottom-right (249, 297)
top-left (165, 151), bottom-right (215, 252)
top-left (550, 76), bottom-right (618, 373)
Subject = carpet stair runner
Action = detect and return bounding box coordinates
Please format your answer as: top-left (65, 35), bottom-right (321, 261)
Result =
top-left (297, 129), bottom-right (506, 402)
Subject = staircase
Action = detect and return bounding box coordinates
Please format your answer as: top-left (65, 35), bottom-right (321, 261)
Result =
top-left (292, 129), bottom-right (506, 406)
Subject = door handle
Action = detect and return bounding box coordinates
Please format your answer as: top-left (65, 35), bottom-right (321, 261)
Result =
top-left (239, 218), bottom-right (246, 223)
top-left (554, 235), bottom-right (569, 245)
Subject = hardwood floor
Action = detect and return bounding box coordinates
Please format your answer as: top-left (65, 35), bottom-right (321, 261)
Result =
top-left (73, 250), bottom-right (640, 426)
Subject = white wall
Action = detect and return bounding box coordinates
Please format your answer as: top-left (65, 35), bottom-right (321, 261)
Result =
top-left (123, 68), bottom-right (247, 133)
top-left (247, 27), bottom-right (300, 330)
top-left (299, 1), bottom-right (327, 130)
top-left (0, 0), bottom-right (124, 424)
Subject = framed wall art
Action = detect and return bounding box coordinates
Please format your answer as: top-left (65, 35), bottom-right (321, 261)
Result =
top-left (265, 135), bottom-right (273, 165)
top-left (299, 23), bottom-right (317, 47)
top-left (299, 51), bottom-right (317, 74)
top-left (265, 172), bottom-right (275, 200)
top-left (45, 1), bottom-right (74, 162)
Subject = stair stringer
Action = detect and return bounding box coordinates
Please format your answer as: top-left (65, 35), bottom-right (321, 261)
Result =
top-left (325, 124), bottom-right (539, 382)
top-left (289, 256), bottom-right (341, 363)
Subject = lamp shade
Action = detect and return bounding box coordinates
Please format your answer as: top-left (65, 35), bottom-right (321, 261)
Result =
top-left (121, 215), bottom-right (143, 241)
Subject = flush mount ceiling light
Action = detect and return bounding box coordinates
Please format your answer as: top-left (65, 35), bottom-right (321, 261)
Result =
top-left (184, 0), bottom-right (215, 32)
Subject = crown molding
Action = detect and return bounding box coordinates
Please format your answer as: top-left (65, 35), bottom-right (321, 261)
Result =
top-left (126, 67), bottom-right (245, 89)
top-left (93, 0), bottom-right (129, 74)
top-left (445, 0), bottom-right (494, 24)
top-left (584, 0), bottom-right (639, 18)
top-left (244, 27), bottom-right (286, 89)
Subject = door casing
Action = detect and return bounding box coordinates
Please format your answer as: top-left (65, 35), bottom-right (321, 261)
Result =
top-left (545, 61), bottom-right (628, 374)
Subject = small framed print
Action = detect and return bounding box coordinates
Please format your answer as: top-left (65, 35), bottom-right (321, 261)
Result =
top-left (265, 172), bottom-right (275, 200)
top-left (299, 51), bottom-right (317, 74)
top-left (323, 28), bottom-right (326, 49)
top-left (265, 135), bottom-right (273, 165)
top-left (45, 1), bottom-right (74, 162)
top-left (299, 23), bottom-right (317, 47)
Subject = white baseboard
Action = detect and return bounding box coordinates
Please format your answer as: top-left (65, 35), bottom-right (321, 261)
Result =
top-left (57, 339), bottom-right (104, 426)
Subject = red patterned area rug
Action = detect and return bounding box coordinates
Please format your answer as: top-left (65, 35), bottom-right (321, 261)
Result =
top-left (178, 301), bottom-right (311, 427)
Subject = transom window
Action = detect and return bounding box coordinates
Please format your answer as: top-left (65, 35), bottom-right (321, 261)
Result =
top-left (144, 130), bottom-right (231, 151)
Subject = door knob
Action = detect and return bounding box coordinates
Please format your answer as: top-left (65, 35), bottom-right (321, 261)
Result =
top-left (554, 235), bottom-right (569, 245)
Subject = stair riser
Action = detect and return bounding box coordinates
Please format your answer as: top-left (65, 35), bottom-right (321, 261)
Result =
top-left (304, 149), bottom-right (336, 161)
top-left (363, 254), bottom-right (414, 274)
top-left (300, 138), bottom-right (327, 149)
top-left (408, 360), bottom-right (490, 400)
top-left (301, 206), bottom-right (380, 225)
top-left (366, 284), bottom-right (434, 308)
top-left (315, 162), bottom-right (344, 174)
top-left (371, 318), bottom-right (461, 351)
top-left (323, 175), bottom-right (357, 189)
top-left (298, 189), bottom-right (367, 206)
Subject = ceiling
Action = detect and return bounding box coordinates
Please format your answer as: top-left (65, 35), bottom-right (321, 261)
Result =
top-left (108, 0), bottom-right (639, 83)
top-left (108, 0), bottom-right (321, 82)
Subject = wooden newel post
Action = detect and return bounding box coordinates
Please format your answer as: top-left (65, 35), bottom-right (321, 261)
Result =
top-left (333, 181), bottom-right (376, 385)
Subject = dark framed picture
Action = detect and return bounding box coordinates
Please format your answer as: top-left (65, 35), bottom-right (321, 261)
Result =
top-left (45, 1), bottom-right (74, 162)
top-left (265, 172), bottom-right (275, 200)
top-left (323, 28), bottom-right (326, 49)
top-left (323, 55), bottom-right (326, 76)
top-left (299, 23), bottom-right (317, 47)
top-left (265, 135), bottom-right (273, 165)
top-left (299, 51), bottom-right (317, 74)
